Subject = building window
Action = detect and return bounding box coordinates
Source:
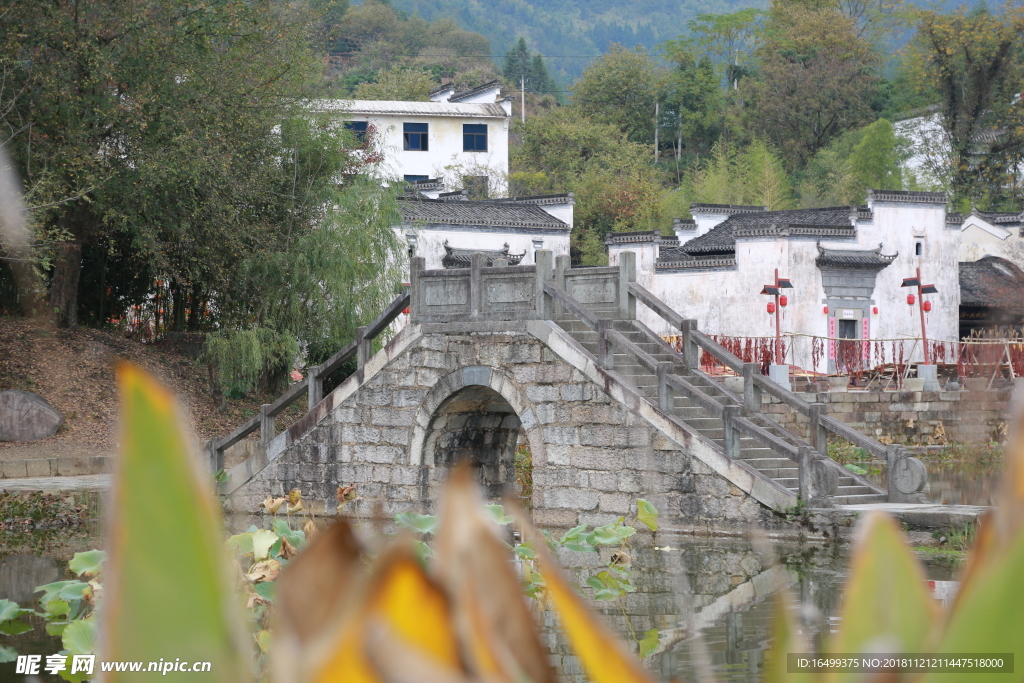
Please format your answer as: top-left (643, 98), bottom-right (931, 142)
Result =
top-left (463, 124), bottom-right (487, 152)
top-left (404, 175), bottom-right (429, 182)
top-left (403, 122), bottom-right (428, 151)
top-left (915, 241), bottom-right (923, 256)
top-left (344, 120), bottom-right (367, 142)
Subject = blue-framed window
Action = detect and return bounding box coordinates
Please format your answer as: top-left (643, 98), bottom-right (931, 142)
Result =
top-left (344, 120), bottom-right (368, 142)
top-left (463, 124), bottom-right (487, 152)
top-left (403, 122), bottom-right (428, 151)
top-left (404, 175), bottom-right (429, 182)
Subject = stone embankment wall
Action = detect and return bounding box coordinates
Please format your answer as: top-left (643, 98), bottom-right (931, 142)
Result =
top-left (763, 388), bottom-right (1012, 445)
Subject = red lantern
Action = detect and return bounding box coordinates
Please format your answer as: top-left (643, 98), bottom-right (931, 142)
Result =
top-left (767, 302), bottom-right (776, 314)
top-left (923, 300), bottom-right (932, 312)
top-left (779, 295), bottom-right (788, 307)
top-left (907, 293), bottom-right (916, 306)
top-left (872, 306), bottom-right (879, 315)
top-left (823, 306), bottom-right (829, 314)
top-left (403, 307), bottom-right (410, 315)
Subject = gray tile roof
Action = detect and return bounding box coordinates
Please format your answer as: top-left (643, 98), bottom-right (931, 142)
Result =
top-left (441, 240), bottom-right (525, 268)
top-left (867, 189), bottom-right (947, 204)
top-left (398, 196), bottom-right (569, 231)
top-left (448, 80), bottom-right (501, 103)
top-left (689, 203), bottom-right (766, 213)
top-left (312, 99), bottom-right (510, 118)
top-left (960, 256), bottom-right (1024, 310)
top-left (815, 244), bottom-right (897, 269)
top-left (662, 206), bottom-right (856, 258)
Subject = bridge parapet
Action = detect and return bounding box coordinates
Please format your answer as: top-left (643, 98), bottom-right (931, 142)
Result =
top-left (409, 250), bottom-right (637, 324)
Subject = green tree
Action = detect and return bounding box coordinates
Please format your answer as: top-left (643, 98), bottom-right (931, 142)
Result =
top-left (570, 45), bottom-right (667, 145)
top-left (660, 41), bottom-right (722, 157)
top-left (744, 1), bottom-right (880, 169)
top-left (682, 139), bottom-right (793, 209)
top-left (511, 109), bottom-right (663, 264)
top-left (504, 38), bottom-right (533, 86)
top-left (904, 4), bottom-right (1024, 205)
top-left (848, 118), bottom-right (902, 195)
top-left (354, 66), bottom-right (434, 100)
top-left (685, 9), bottom-right (761, 88)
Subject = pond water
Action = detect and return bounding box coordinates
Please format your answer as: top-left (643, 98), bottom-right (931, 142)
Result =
top-left (0, 514), bottom-right (961, 683)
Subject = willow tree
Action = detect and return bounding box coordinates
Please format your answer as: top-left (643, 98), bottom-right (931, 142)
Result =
top-left (1, 0), bottom-right (405, 396)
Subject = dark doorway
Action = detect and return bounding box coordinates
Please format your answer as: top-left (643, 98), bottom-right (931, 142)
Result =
top-left (838, 319), bottom-right (858, 339)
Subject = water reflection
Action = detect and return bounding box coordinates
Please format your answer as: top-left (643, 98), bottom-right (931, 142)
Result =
top-left (1, 519), bottom-right (960, 683)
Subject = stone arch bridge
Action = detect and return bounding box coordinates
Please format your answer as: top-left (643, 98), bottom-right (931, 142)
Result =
top-left (211, 252), bottom-right (925, 530)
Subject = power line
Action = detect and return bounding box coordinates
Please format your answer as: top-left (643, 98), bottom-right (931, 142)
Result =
top-left (329, 52), bottom-right (604, 58)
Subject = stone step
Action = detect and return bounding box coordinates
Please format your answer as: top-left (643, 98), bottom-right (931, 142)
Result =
top-left (835, 485), bottom-right (879, 496)
top-left (833, 493), bottom-right (888, 504)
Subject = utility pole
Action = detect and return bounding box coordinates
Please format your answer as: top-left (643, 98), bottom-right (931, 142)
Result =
top-left (653, 102), bottom-right (659, 162)
top-left (521, 76), bottom-right (526, 123)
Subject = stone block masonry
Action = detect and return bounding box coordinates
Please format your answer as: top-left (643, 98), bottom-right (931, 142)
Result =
top-left (225, 320), bottom-right (789, 532)
top-left (762, 388), bottom-right (1013, 445)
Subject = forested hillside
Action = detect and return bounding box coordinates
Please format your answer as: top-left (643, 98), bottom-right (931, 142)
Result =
top-left (382, 0), bottom-right (767, 81)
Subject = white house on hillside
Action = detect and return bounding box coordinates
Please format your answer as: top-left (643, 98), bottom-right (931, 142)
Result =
top-left (313, 81), bottom-right (512, 197)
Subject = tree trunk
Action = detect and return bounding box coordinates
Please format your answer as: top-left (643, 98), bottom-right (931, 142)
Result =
top-left (49, 241), bottom-right (82, 328)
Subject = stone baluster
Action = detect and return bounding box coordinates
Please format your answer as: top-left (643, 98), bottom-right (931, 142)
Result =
top-left (597, 319), bottom-right (614, 370)
top-left (618, 250), bottom-right (636, 320)
top-left (722, 405), bottom-right (741, 460)
top-left (308, 365), bottom-right (323, 411)
top-left (657, 361), bottom-right (674, 412)
top-left (809, 402), bottom-right (827, 455)
top-left (356, 326), bottom-right (371, 369)
top-left (535, 249), bottom-right (553, 319)
top-left (260, 404), bottom-right (274, 446)
top-left (409, 257), bottom-right (424, 322)
top-left (742, 362), bottom-right (762, 413)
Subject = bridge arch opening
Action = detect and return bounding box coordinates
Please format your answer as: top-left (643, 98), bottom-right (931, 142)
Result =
top-left (423, 384), bottom-right (526, 499)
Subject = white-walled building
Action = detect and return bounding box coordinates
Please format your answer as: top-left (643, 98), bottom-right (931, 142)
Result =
top-left (608, 190), bottom-right (962, 373)
top-left (314, 81), bottom-right (512, 196)
top-left (397, 190), bottom-right (574, 270)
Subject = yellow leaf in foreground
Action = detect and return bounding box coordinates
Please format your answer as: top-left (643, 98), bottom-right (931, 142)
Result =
top-left (310, 545), bottom-right (465, 683)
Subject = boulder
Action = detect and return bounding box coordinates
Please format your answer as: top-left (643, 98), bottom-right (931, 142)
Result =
top-left (0, 390), bottom-right (64, 441)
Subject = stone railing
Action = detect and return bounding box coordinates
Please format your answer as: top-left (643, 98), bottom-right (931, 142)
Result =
top-left (205, 289), bottom-right (411, 474)
top-left (409, 250), bottom-right (634, 323)
top-left (628, 280), bottom-right (922, 502)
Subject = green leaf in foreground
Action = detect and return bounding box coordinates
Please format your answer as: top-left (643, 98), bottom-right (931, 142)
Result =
top-left (635, 499), bottom-right (659, 531)
top-left (638, 629), bottom-right (660, 658)
top-left (0, 645), bottom-right (17, 663)
top-left (395, 512), bottom-right (440, 534)
top-left (101, 364), bottom-right (249, 681)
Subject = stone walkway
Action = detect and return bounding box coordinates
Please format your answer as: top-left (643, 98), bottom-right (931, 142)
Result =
top-left (0, 474), bottom-right (111, 492)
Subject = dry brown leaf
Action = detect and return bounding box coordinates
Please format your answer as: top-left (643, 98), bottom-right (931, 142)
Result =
top-left (435, 463), bottom-right (557, 683)
top-left (275, 520), bottom-right (364, 645)
top-left (261, 496), bottom-right (287, 515)
top-left (304, 519), bottom-right (320, 543)
top-left (247, 559), bottom-right (282, 583)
